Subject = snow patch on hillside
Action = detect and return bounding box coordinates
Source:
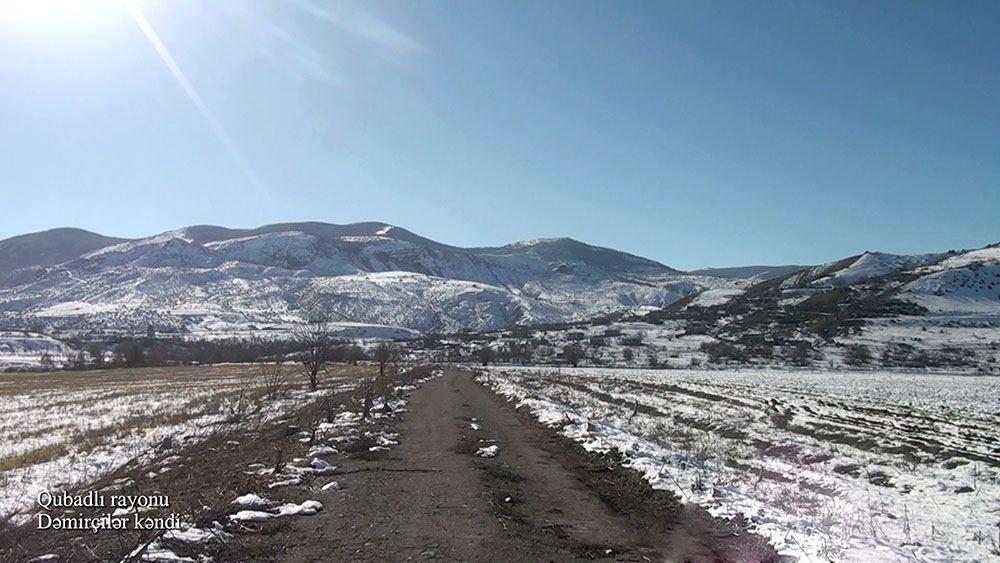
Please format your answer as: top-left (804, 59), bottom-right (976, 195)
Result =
top-left (0, 332), bottom-right (75, 368)
top-left (811, 252), bottom-right (946, 287)
top-left (902, 263), bottom-right (1000, 314)
top-left (922, 245), bottom-right (1000, 272)
top-left (686, 285), bottom-right (747, 308)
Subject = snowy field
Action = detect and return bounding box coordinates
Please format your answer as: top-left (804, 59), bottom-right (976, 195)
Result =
top-left (0, 332), bottom-right (76, 370)
top-left (480, 367), bottom-right (1000, 561)
top-left (0, 365), bottom-right (342, 522)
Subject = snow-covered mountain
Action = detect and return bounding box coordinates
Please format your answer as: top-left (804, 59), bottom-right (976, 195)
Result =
top-left (780, 251), bottom-right (949, 289)
top-left (0, 228), bottom-right (126, 280)
top-left (574, 242), bottom-right (1000, 374)
top-left (0, 222), bottom-right (725, 335)
top-left (2, 223), bottom-right (994, 340)
top-left (768, 246), bottom-right (1000, 315)
top-left (687, 245), bottom-right (998, 314)
top-left (899, 244), bottom-right (1000, 315)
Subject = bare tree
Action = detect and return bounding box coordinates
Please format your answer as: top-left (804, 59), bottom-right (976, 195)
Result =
top-left (293, 320), bottom-right (336, 390)
top-left (88, 344), bottom-right (105, 368)
top-left (373, 342), bottom-right (399, 380)
top-left (344, 344), bottom-right (367, 365)
top-left (39, 352), bottom-right (56, 371)
top-left (506, 342), bottom-right (532, 365)
top-left (844, 344), bottom-right (873, 366)
top-left (647, 353), bottom-right (659, 369)
top-left (361, 380), bottom-right (376, 422)
top-left (116, 341), bottom-right (145, 368)
top-left (475, 345), bottom-right (495, 366)
top-left (563, 344), bottom-right (584, 368)
top-left (787, 341), bottom-right (812, 367)
top-left (622, 348), bottom-right (634, 365)
top-left (536, 346), bottom-right (554, 363)
top-left (225, 373), bottom-right (262, 423)
top-left (73, 351), bottom-right (89, 370)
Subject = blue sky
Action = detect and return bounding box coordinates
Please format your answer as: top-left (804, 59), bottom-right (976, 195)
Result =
top-left (0, 0), bottom-right (996, 270)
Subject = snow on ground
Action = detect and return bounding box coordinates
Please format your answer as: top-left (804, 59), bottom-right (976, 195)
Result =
top-left (0, 322), bottom-right (420, 369)
top-left (119, 368), bottom-right (443, 562)
top-left (32, 301), bottom-right (121, 318)
top-left (0, 332), bottom-right (75, 369)
top-left (228, 498), bottom-right (323, 522)
top-left (489, 313), bottom-right (996, 373)
top-left (0, 365), bottom-right (328, 521)
top-left (893, 245), bottom-right (1000, 315)
top-left (686, 284), bottom-right (748, 308)
top-left (182, 320), bottom-right (420, 343)
top-left (812, 252), bottom-right (946, 287)
top-left (920, 246), bottom-right (1000, 273)
top-left (480, 366), bottom-right (1000, 562)
top-left (475, 445), bottom-right (500, 458)
top-left (902, 262), bottom-right (1000, 315)
top-left (842, 316), bottom-right (1000, 366)
top-left (525, 320), bottom-right (717, 368)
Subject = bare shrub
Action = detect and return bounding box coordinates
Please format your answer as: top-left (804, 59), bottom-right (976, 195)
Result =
top-left (787, 341), bottom-right (813, 366)
top-left (272, 444), bottom-right (287, 475)
top-left (700, 341), bottom-right (746, 364)
top-left (845, 344), bottom-right (873, 366)
top-left (259, 356), bottom-right (288, 400)
top-left (292, 320), bottom-right (336, 390)
top-left (223, 374), bottom-right (263, 423)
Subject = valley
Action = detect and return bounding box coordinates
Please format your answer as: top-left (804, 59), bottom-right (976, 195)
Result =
top-left (1, 223), bottom-right (997, 374)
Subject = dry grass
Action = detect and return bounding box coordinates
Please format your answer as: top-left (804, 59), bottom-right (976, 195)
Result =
top-left (0, 363), bottom-right (376, 507)
top-left (0, 443), bottom-right (69, 472)
top-left (0, 364), bottom-right (283, 396)
top-left (0, 364), bottom-right (429, 562)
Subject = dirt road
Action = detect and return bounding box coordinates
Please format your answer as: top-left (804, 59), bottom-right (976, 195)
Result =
top-left (276, 370), bottom-right (777, 562)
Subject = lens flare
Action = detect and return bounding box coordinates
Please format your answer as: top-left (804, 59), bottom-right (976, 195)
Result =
top-left (120, 0), bottom-right (266, 193)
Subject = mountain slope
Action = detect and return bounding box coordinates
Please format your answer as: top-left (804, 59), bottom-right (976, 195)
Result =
top-left (583, 242), bottom-right (1000, 373)
top-left (898, 244), bottom-right (1000, 314)
top-left (689, 265), bottom-right (808, 281)
top-left (0, 223), bottom-right (716, 334)
top-left (0, 228), bottom-right (128, 279)
top-left (675, 243), bottom-right (999, 336)
top-left (4, 223), bottom-right (991, 339)
top-left (793, 251), bottom-right (949, 288)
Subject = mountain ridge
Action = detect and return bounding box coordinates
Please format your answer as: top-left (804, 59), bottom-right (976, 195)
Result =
top-left (0, 222), bottom-right (705, 334)
top-left (0, 222), bottom-right (679, 275)
top-left (0, 223), bottom-right (995, 337)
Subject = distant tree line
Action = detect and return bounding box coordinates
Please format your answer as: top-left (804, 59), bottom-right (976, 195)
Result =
top-left (57, 335), bottom-right (369, 371)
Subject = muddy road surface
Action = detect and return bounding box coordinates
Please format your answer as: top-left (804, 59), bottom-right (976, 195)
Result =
top-left (274, 370), bottom-right (777, 562)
